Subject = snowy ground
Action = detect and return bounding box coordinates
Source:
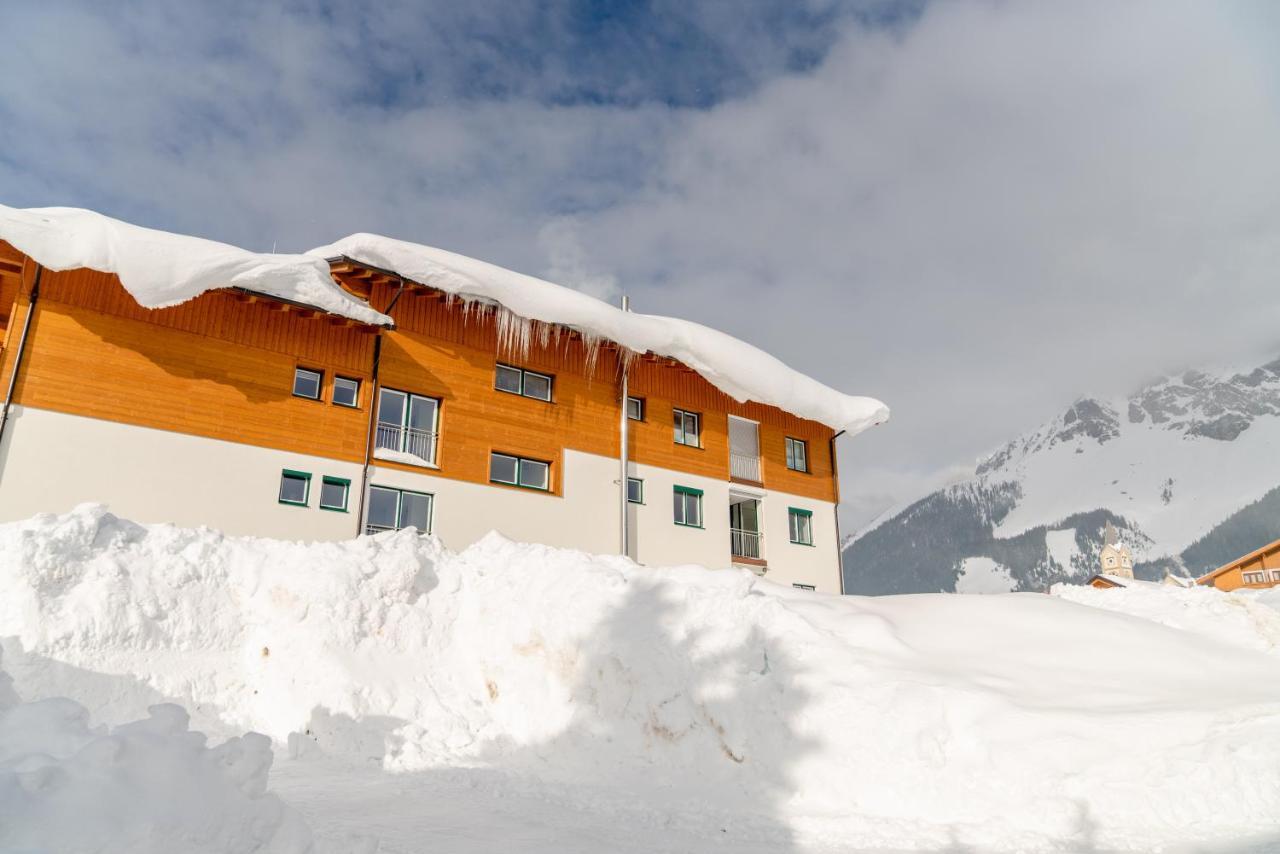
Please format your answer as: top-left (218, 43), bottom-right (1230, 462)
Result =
top-left (3, 505), bottom-right (1280, 853)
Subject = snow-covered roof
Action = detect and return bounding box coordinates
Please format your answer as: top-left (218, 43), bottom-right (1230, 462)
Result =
top-left (0, 205), bottom-right (392, 326)
top-left (310, 234), bottom-right (889, 434)
top-left (0, 204), bottom-right (889, 434)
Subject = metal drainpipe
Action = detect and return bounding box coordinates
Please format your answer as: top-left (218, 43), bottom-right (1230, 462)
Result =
top-left (619, 295), bottom-right (631, 558)
top-left (354, 278), bottom-right (405, 536)
top-left (0, 263), bottom-right (43, 465)
top-left (830, 429), bottom-right (846, 594)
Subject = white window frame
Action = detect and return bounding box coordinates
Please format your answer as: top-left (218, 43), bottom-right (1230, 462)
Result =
top-left (332, 376), bottom-right (361, 408)
top-left (495, 364), bottom-right (554, 402)
top-left (318, 476), bottom-right (350, 512)
top-left (673, 485), bottom-right (703, 527)
top-left (278, 469), bottom-right (311, 506)
top-left (627, 477), bottom-right (644, 504)
top-left (489, 452), bottom-right (551, 491)
top-left (785, 437), bottom-right (809, 473)
top-left (376, 388), bottom-right (440, 464)
top-left (292, 367), bottom-right (322, 400)
top-left (673, 408), bottom-right (701, 447)
top-left (627, 396), bottom-right (645, 421)
top-left (365, 485), bottom-right (433, 534)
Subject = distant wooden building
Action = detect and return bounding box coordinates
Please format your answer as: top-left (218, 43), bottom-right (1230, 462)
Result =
top-left (1196, 538), bottom-right (1280, 591)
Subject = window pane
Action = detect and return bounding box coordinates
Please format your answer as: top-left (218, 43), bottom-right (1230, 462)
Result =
top-left (519, 459), bottom-right (549, 490)
top-left (673, 489), bottom-right (685, 524)
top-left (686, 493), bottom-right (701, 527)
top-left (627, 397), bottom-right (643, 420)
top-left (320, 479), bottom-right (348, 510)
top-left (399, 492), bottom-right (432, 532)
top-left (333, 377), bottom-right (359, 407)
top-left (378, 389), bottom-right (406, 427)
top-left (279, 472), bottom-right (308, 504)
top-left (673, 410), bottom-right (684, 443)
top-left (522, 372), bottom-right (552, 401)
top-left (495, 365), bottom-right (522, 394)
top-left (785, 439), bottom-right (796, 469)
top-left (795, 441), bottom-right (807, 471)
top-left (367, 487), bottom-right (399, 528)
top-left (490, 453), bottom-right (518, 484)
top-left (407, 396), bottom-right (438, 431)
top-left (684, 412), bottom-right (699, 444)
top-left (627, 478), bottom-right (643, 503)
top-left (293, 368), bottom-right (321, 399)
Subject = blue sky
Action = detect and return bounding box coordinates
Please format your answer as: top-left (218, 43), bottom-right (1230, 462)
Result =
top-left (3, 0), bottom-right (1280, 529)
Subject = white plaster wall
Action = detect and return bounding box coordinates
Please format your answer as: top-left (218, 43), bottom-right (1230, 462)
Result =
top-left (0, 407), bottom-right (842, 590)
top-left (0, 406), bottom-right (363, 541)
top-left (365, 449), bottom-right (620, 555)
top-left (626, 460), bottom-right (842, 593)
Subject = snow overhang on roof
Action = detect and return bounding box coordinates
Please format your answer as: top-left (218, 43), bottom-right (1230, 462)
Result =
top-left (0, 204), bottom-right (889, 434)
top-left (309, 234), bottom-right (890, 434)
top-left (0, 205), bottom-right (392, 327)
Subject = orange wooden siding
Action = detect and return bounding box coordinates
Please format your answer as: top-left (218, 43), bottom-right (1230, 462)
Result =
top-left (1199, 537), bottom-right (1280, 591)
top-left (0, 251), bottom-right (840, 504)
top-left (4, 267), bottom-right (375, 462)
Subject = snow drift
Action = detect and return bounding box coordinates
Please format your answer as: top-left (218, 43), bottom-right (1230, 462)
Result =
top-left (3, 506), bottom-right (1279, 852)
top-left (0, 651), bottom-right (311, 853)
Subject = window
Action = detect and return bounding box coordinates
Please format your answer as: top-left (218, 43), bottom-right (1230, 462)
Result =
top-left (490, 452), bottom-right (550, 491)
top-left (333, 376), bottom-right (360, 408)
top-left (627, 477), bottom-right (644, 504)
top-left (1243, 571), bottom-right (1267, 584)
top-left (788, 508), bottom-right (814, 546)
top-left (1272, 570), bottom-right (1280, 582)
top-left (785, 437), bottom-right (809, 473)
top-left (627, 396), bottom-right (645, 421)
top-left (366, 485), bottom-right (433, 534)
top-left (376, 388), bottom-right (440, 464)
top-left (673, 485), bottom-right (703, 527)
top-left (673, 409), bottom-right (700, 447)
top-left (278, 470), bottom-right (311, 506)
top-left (1105, 556), bottom-right (1116, 567)
top-left (319, 476), bottom-right (350, 512)
top-left (495, 364), bottom-right (553, 402)
top-left (292, 368), bottom-right (322, 400)
top-left (793, 583), bottom-right (816, 591)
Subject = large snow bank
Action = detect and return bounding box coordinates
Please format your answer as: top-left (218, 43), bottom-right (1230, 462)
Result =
top-left (309, 235), bottom-right (889, 433)
top-left (0, 651), bottom-right (311, 853)
top-left (1051, 580), bottom-right (1280, 656)
top-left (4, 506), bottom-right (1280, 851)
top-left (0, 204), bottom-right (391, 326)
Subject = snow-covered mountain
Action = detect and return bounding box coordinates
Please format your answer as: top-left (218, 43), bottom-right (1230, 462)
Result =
top-left (844, 356), bottom-right (1280, 594)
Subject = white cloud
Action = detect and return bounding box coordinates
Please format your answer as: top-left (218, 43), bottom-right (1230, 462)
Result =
top-left (2, 0), bottom-right (1279, 530)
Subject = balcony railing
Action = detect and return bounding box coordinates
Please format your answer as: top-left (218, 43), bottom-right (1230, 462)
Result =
top-left (730, 452), bottom-right (761, 482)
top-left (731, 527), bottom-right (762, 560)
top-left (376, 423), bottom-right (437, 464)
top-left (365, 524), bottom-right (395, 536)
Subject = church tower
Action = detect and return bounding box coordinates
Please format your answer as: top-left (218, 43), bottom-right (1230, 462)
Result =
top-left (1098, 521), bottom-right (1134, 579)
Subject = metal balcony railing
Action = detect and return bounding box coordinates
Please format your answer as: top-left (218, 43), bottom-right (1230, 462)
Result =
top-left (730, 451), bottom-right (761, 482)
top-left (365, 524), bottom-right (394, 536)
top-left (731, 528), bottom-right (762, 559)
top-left (375, 423), bottom-right (437, 464)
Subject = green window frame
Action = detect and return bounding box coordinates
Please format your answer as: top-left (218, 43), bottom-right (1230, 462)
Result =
top-left (489, 452), bottom-right (551, 491)
top-left (278, 469), bottom-right (311, 506)
top-left (319, 476), bottom-right (351, 512)
top-left (627, 477), bottom-right (644, 504)
top-left (788, 507), bottom-right (814, 546)
top-left (495, 364), bottom-right (554, 402)
top-left (673, 485), bottom-right (704, 528)
top-left (785, 437), bottom-right (809, 473)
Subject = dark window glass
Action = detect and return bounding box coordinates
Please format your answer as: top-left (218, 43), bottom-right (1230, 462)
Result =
top-left (519, 459), bottom-right (549, 490)
top-left (627, 397), bottom-right (644, 421)
top-left (293, 368), bottom-right (322, 400)
top-left (495, 365), bottom-right (523, 394)
top-left (279, 472), bottom-right (309, 504)
top-left (627, 478), bottom-right (643, 503)
top-left (522, 372), bottom-right (552, 401)
top-left (319, 478), bottom-right (348, 511)
top-left (399, 491), bottom-right (432, 531)
top-left (367, 487), bottom-right (399, 529)
top-left (490, 453), bottom-right (519, 484)
top-left (333, 377), bottom-right (360, 408)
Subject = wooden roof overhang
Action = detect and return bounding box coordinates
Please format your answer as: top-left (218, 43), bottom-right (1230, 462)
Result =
top-left (323, 255), bottom-right (701, 374)
top-left (1196, 536), bottom-right (1280, 585)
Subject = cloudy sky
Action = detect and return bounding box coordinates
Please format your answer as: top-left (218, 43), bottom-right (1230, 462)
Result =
top-left (4, 0), bottom-right (1280, 531)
